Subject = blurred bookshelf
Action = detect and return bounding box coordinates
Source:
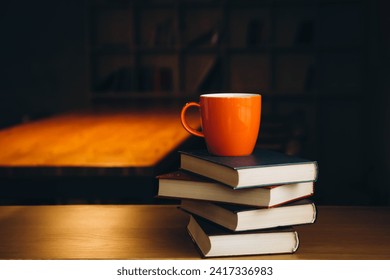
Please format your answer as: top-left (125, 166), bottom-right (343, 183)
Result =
top-left (88, 0), bottom-right (367, 143)
top-left (86, 0), bottom-right (373, 205)
top-left (87, 0), bottom-right (366, 100)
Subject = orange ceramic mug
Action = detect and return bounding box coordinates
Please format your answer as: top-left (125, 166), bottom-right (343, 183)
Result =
top-left (181, 93), bottom-right (261, 156)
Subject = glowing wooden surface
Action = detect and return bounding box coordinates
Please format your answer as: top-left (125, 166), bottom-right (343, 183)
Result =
top-left (0, 205), bottom-right (388, 259)
top-left (0, 106), bottom-right (200, 176)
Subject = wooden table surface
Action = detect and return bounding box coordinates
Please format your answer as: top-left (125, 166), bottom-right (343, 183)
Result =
top-left (0, 105), bottom-right (200, 176)
top-left (0, 205), bottom-right (389, 260)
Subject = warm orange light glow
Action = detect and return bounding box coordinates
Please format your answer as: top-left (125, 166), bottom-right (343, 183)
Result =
top-left (0, 107), bottom-right (200, 168)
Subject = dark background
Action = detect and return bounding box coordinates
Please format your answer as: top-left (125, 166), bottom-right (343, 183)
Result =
top-left (0, 0), bottom-right (389, 206)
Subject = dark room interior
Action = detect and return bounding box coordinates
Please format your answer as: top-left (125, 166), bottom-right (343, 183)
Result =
top-left (0, 0), bottom-right (390, 263)
top-left (0, 0), bottom-right (389, 206)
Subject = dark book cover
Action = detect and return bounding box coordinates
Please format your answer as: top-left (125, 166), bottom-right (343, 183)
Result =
top-left (180, 148), bottom-right (317, 171)
top-left (215, 198), bottom-right (315, 213)
top-left (157, 170), bottom-right (212, 183)
top-left (187, 215), bottom-right (299, 257)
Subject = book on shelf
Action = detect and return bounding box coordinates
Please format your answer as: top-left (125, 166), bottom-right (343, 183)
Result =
top-left (139, 66), bottom-right (155, 92)
top-left (180, 199), bottom-right (317, 232)
top-left (186, 28), bottom-right (220, 49)
top-left (186, 18), bottom-right (224, 50)
top-left (186, 214), bottom-right (299, 258)
top-left (157, 170), bottom-right (314, 207)
top-left (96, 67), bottom-right (137, 92)
top-left (193, 56), bottom-right (220, 92)
top-left (179, 148), bottom-right (318, 189)
top-left (196, 56), bottom-right (223, 92)
top-left (158, 67), bottom-right (173, 91)
top-left (137, 66), bottom-right (173, 92)
top-left (246, 18), bottom-right (264, 47)
top-left (152, 17), bottom-right (175, 47)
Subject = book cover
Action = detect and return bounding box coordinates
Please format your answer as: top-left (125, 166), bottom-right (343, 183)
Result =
top-left (157, 170), bottom-right (314, 207)
top-left (186, 215), bottom-right (299, 258)
top-left (179, 148), bottom-right (318, 188)
top-left (180, 199), bottom-right (317, 231)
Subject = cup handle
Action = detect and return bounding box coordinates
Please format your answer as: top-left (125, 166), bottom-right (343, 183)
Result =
top-left (180, 102), bottom-right (204, 138)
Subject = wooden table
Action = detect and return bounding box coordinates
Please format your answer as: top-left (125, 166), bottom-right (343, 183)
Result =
top-left (0, 105), bottom-right (200, 177)
top-left (0, 205), bottom-right (389, 259)
top-left (0, 105), bottom-right (201, 204)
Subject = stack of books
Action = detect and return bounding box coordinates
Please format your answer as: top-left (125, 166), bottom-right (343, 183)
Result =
top-left (157, 148), bottom-right (318, 258)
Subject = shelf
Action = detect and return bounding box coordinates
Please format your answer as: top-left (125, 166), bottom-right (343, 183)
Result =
top-left (91, 91), bottom-right (180, 99)
top-left (88, 0), bottom-right (367, 102)
top-left (91, 44), bottom-right (363, 56)
top-left (90, 90), bottom-right (364, 102)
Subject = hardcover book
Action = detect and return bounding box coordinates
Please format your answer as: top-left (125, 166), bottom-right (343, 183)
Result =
top-left (186, 215), bottom-right (299, 258)
top-left (180, 199), bottom-right (317, 231)
top-left (179, 148), bottom-right (318, 188)
top-left (157, 171), bottom-right (314, 207)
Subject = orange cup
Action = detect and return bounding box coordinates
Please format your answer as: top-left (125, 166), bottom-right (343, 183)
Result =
top-left (181, 93), bottom-right (261, 156)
